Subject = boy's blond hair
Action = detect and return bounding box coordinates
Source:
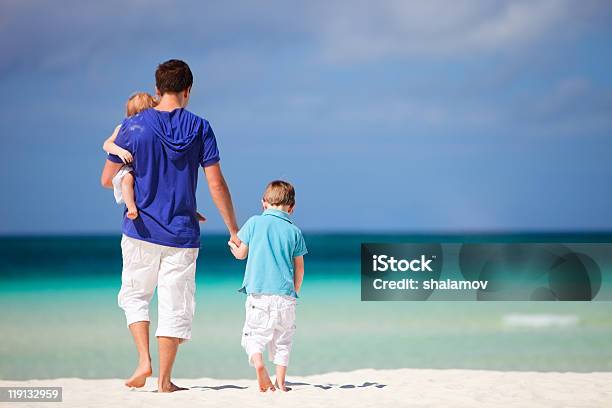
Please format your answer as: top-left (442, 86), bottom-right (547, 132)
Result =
top-left (126, 92), bottom-right (157, 117)
top-left (263, 180), bottom-right (295, 207)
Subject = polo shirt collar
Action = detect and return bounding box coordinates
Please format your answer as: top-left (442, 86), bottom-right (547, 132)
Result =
top-left (263, 208), bottom-right (293, 223)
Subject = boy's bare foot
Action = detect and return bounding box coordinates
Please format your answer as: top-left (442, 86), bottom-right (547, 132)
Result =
top-left (125, 361), bottom-right (152, 388)
top-left (158, 381), bottom-right (188, 393)
top-left (275, 380), bottom-right (290, 392)
top-left (275, 365), bottom-right (288, 391)
top-left (256, 365), bottom-right (276, 392)
top-left (126, 207), bottom-right (139, 220)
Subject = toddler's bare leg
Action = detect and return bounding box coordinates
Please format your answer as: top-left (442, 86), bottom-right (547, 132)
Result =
top-left (275, 365), bottom-right (288, 391)
top-left (121, 172), bottom-right (138, 219)
top-left (252, 353), bottom-right (275, 392)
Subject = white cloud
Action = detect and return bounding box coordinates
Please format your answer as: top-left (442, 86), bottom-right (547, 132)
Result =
top-left (310, 0), bottom-right (611, 61)
top-left (1, 0), bottom-right (610, 75)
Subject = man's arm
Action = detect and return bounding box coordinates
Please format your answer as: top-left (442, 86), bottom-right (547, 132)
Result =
top-left (294, 256), bottom-right (305, 293)
top-left (203, 163), bottom-right (240, 244)
top-left (100, 159), bottom-right (124, 188)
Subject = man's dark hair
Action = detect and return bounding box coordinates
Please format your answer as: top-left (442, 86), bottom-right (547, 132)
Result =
top-left (155, 59), bottom-right (193, 95)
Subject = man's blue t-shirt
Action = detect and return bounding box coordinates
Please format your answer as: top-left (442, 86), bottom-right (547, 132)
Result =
top-left (107, 108), bottom-right (220, 248)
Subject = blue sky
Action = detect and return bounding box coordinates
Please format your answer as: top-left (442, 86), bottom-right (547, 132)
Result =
top-left (0, 0), bottom-right (611, 234)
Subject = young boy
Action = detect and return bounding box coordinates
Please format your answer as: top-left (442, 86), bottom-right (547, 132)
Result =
top-left (228, 180), bottom-right (307, 392)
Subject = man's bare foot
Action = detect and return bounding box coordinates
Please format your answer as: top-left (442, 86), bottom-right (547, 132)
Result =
top-left (125, 361), bottom-right (152, 388)
top-left (158, 381), bottom-right (188, 393)
top-left (126, 207), bottom-right (138, 220)
top-left (275, 380), bottom-right (290, 392)
top-left (256, 365), bottom-right (276, 392)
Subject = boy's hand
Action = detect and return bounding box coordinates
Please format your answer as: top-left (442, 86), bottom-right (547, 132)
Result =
top-left (117, 148), bottom-right (133, 164)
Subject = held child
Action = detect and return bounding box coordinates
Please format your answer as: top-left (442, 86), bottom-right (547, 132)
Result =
top-left (228, 180), bottom-right (307, 392)
top-left (102, 92), bottom-right (156, 219)
top-left (102, 92), bottom-right (207, 223)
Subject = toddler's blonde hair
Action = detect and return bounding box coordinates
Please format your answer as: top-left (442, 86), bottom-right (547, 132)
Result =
top-left (126, 92), bottom-right (157, 117)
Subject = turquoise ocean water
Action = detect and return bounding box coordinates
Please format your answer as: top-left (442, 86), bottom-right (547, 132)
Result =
top-left (1, 234), bottom-right (612, 380)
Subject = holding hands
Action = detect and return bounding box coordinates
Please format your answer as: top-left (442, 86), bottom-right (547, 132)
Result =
top-left (228, 239), bottom-right (248, 260)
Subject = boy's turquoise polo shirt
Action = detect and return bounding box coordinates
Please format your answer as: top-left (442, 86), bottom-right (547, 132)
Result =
top-left (237, 208), bottom-right (307, 298)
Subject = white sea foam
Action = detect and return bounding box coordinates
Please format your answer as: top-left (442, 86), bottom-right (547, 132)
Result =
top-left (502, 313), bottom-right (579, 328)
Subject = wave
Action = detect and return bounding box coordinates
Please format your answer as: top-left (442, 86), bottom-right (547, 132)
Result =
top-left (502, 313), bottom-right (579, 328)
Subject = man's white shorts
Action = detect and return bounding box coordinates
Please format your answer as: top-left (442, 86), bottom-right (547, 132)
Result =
top-left (117, 235), bottom-right (199, 341)
top-left (241, 294), bottom-right (297, 367)
top-left (112, 165), bottom-right (133, 205)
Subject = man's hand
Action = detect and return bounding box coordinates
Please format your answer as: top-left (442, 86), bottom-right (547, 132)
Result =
top-left (196, 212), bottom-right (207, 223)
top-left (228, 240), bottom-right (239, 256)
top-left (230, 231), bottom-right (241, 247)
top-left (117, 148), bottom-right (133, 164)
top-left (228, 240), bottom-right (248, 260)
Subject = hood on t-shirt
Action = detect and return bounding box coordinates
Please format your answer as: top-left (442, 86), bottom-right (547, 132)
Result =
top-left (143, 108), bottom-right (202, 158)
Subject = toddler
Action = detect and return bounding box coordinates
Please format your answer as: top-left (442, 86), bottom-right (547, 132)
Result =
top-left (103, 92), bottom-right (156, 219)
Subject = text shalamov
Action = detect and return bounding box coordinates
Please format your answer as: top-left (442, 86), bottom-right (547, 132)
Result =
top-left (371, 255), bottom-right (489, 291)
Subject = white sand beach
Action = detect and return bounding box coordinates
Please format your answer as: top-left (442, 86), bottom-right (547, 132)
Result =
top-left (2, 368), bottom-right (611, 408)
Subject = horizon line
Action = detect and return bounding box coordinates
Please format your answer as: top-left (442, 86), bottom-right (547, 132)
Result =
top-left (2, 230), bottom-right (612, 238)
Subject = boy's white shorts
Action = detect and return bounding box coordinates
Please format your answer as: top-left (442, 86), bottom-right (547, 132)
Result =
top-left (117, 235), bottom-right (199, 341)
top-left (241, 294), bottom-right (297, 367)
top-left (112, 165), bottom-right (133, 205)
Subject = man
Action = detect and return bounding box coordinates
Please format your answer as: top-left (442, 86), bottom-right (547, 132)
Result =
top-left (100, 59), bottom-right (240, 392)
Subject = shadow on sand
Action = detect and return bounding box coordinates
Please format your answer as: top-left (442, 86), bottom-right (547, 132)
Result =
top-left (191, 385), bottom-right (249, 391)
top-left (189, 381), bottom-right (387, 392)
top-left (132, 380), bottom-right (387, 392)
top-left (290, 381), bottom-right (387, 391)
